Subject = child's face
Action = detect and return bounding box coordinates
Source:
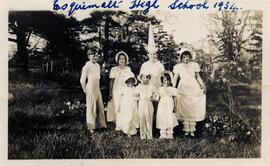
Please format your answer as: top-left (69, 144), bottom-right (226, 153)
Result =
top-left (162, 77), bottom-right (170, 86)
top-left (142, 75), bottom-right (150, 84)
top-left (127, 81), bottom-right (134, 87)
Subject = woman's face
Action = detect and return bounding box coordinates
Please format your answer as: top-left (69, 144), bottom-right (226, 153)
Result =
top-left (118, 55), bottom-right (126, 66)
top-left (88, 54), bottom-right (96, 63)
top-left (148, 53), bottom-right (158, 62)
top-left (182, 54), bottom-right (191, 64)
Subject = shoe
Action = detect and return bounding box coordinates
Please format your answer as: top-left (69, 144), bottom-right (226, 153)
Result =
top-left (90, 129), bottom-right (94, 133)
top-left (127, 135), bottom-right (131, 137)
top-left (184, 132), bottom-right (189, 136)
top-left (115, 127), bottom-right (120, 131)
top-left (190, 132), bottom-right (195, 137)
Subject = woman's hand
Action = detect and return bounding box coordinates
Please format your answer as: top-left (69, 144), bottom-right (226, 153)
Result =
top-left (201, 85), bottom-right (207, 94)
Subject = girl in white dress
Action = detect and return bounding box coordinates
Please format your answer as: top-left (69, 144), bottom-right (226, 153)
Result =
top-left (80, 50), bottom-right (107, 133)
top-left (173, 48), bottom-right (206, 137)
top-left (156, 71), bottom-right (179, 139)
top-left (135, 73), bottom-right (159, 139)
top-left (108, 51), bottom-right (131, 130)
top-left (118, 73), bottom-right (139, 137)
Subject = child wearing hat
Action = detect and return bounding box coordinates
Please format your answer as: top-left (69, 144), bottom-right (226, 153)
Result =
top-left (135, 72), bottom-right (159, 139)
top-left (118, 72), bottom-right (139, 137)
top-left (156, 71), bottom-right (179, 139)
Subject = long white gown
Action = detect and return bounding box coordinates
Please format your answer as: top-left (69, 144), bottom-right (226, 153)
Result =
top-left (80, 61), bottom-right (107, 130)
top-left (107, 66), bottom-right (131, 124)
top-left (173, 62), bottom-right (206, 122)
top-left (118, 86), bottom-right (139, 135)
top-left (156, 86), bottom-right (179, 129)
top-left (135, 84), bottom-right (158, 139)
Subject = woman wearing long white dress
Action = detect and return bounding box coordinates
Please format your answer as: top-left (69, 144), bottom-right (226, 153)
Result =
top-left (118, 73), bottom-right (139, 137)
top-left (156, 71), bottom-right (179, 139)
top-left (108, 51), bottom-right (131, 130)
top-left (80, 50), bottom-right (107, 133)
top-left (173, 48), bottom-right (206, 137)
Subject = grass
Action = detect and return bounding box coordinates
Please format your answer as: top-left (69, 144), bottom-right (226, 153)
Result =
top-left (8, 71), bottom-right (261, 159)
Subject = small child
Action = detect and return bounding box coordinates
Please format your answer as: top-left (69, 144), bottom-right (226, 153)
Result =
top-left (118, 73), bottom-right (139, 137)
top-left (135, 73), bottom-right (159, 139)
top-left (156, 71), bottom-right (179, 139)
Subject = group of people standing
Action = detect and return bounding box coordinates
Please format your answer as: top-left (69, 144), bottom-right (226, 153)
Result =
top-left (80, 48), bottom-right (206, 139)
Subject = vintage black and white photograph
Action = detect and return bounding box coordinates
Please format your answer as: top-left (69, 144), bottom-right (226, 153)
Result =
top-left (7, 9), bottom-right (262, 159)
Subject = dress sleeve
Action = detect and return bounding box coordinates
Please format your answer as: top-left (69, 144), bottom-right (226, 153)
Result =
top-left (159, 63), bottom-right (165, 73)
top-left (173, 65), bottom-right (178, 75)
top-left (127, 66), bottom-right (131, 73)
top-left (109, 67), bottom-right (116, 79)
top-left (139, 63), bottom-right (146, 75)
top-left (194, 62), bottom-right (201, 72)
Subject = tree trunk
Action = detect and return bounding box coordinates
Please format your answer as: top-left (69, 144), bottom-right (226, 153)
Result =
top-left (103, 16), bottom-right (110, 63)
top-left (16, 21), bottom-right (28, 72)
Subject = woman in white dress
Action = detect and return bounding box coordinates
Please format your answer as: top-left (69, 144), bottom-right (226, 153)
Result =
top-left (156, 71), bottom-right (179, 139)
top-left (118, 73), bottom-right (139, 137)
top-left (80, 50), bottom-right (107, 133)
top-left (108, 51), bottom-right (131, 130)
top-left (173, 48), bottom-right (206, 137)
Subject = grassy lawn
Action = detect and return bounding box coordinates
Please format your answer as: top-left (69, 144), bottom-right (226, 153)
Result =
top-left (8, 71), bottom-right (261, 159)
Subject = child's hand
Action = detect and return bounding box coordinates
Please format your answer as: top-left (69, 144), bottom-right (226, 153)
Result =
top-left (173, 107), bottom-right (177, 113)
top-left (109, 94), bottom-right (113, 101)
top-left (133, 93), bottom-right (140, 97)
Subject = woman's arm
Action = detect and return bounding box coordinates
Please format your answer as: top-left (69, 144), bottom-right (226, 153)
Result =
top-left (173, 96), bottom-right (177, 113)
top-left (80, 66), bottom-right (87, 93)
top-left (109, 78), bottom-right (115, 101)
top-left (173, 73), bottom-right (180, 88)
top-left (195, 72), bottom-right (206, 93)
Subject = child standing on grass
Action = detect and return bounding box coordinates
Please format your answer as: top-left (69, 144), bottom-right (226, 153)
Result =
top-left (173, 48), bottom-right (206, 137)
top-left (156, 71), bottom-right (179, 139)
top-left (135, 73), bottom-right (159, 139)
top-left (118, 72), bottom-right (139, 137)
top-left (80, 49), bottom-right (107, 134)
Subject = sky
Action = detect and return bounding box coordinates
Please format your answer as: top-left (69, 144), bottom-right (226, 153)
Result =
top-left (73, 10), bottom-right (211, 47)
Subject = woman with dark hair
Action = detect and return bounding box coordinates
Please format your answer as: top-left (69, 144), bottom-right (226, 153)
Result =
top-left (107, 51), bottom-right (132, 130)
top-left (80, 49), bottom-right (107, 133)
top-left (173, 48), bottom-right (206, 137)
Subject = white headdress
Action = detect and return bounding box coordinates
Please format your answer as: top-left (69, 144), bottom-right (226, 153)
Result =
top-left (178, 48), bottom-right (196, 60)
top-left (147, 23), bottom-right (157, 57)
top-left (115, 51), bottom-right (129, 64)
